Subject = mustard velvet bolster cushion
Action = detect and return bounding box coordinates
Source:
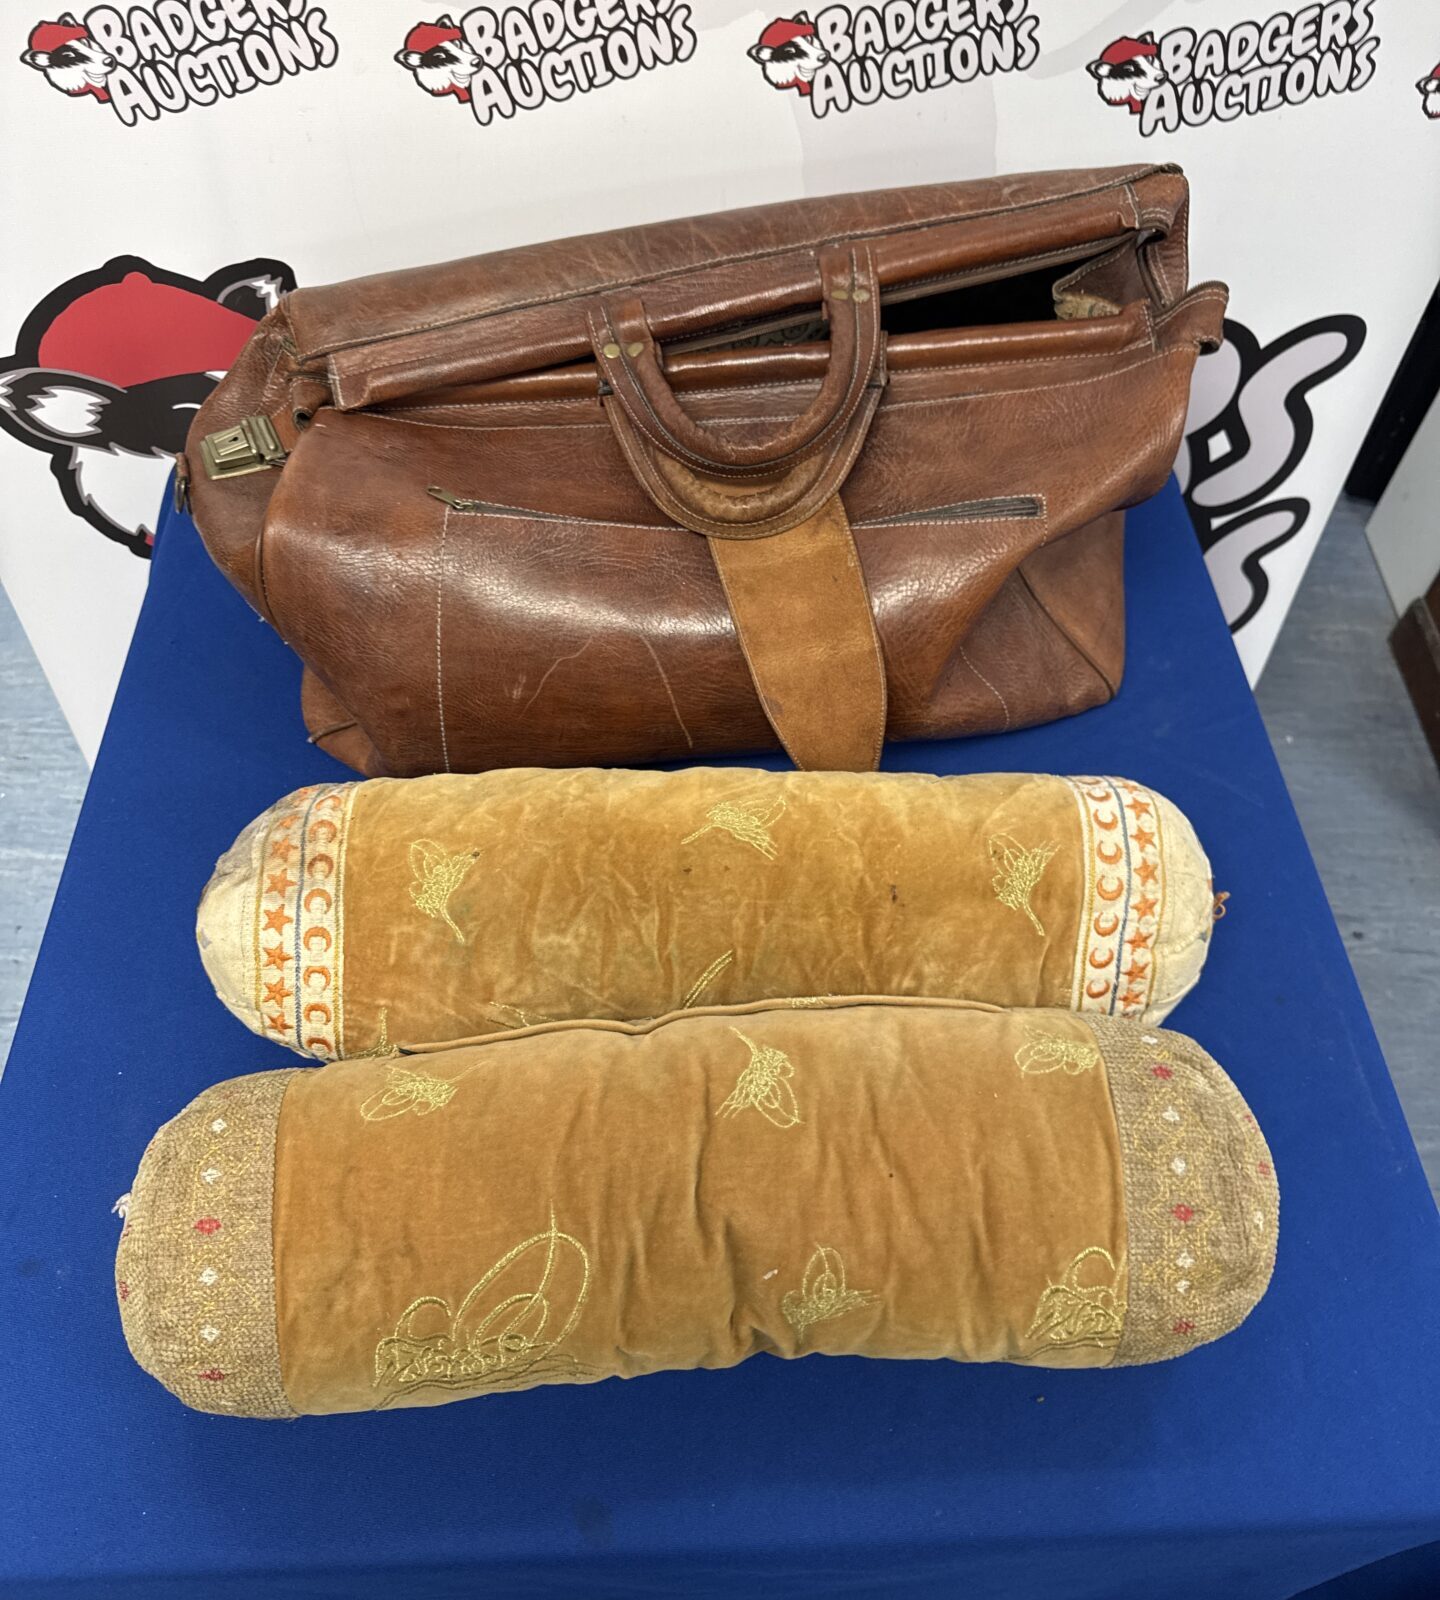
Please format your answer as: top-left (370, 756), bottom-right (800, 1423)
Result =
top-left (116, 999), bottom-right (1276, 1418)
top-left (197, 769), bottom-right (1217, 1061)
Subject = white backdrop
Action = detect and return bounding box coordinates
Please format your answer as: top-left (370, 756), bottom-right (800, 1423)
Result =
top-left (3, 1), bottom-right (1438, 760)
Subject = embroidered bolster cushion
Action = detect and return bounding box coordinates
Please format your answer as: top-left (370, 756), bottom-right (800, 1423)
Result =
top-left (197, 768), bottom-right (1218, 1061)
top-left (115, 999), bottom-right (1277, 1417)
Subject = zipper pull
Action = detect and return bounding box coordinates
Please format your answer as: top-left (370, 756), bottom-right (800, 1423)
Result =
top-left (427, 485), bottom-right (483, 511)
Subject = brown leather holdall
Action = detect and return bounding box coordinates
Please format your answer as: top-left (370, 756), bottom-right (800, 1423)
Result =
top-left (183, 164), bottom-right (1226, 777)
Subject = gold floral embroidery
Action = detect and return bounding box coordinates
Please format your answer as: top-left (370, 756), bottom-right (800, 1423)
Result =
top-left (782, 1246), bottom-right (878, 1339)
top-left (681, 797), bottom-right (787, 861)
top-left (360, 1063), bottom-right (460, 1121)
top-left (408, 839), bottom-right (479, 942)
top-left (1015, 1027), bottom-right (1100, 1076)
top-left (1025, 1246), bottom-right (1125, 1354)
top-left (681, 950), bottom-right (734, 1009)
top-left (375, 1211), bottom-right (593, 1403)
top-left (717, 1028), bottom-right (801, 1127)
top-left (350, 1008), bottom-right (398, 1061)
top-left (479, 1001), bottom-right (546, 1031)
top-left (989, 834), bottom-right (1057, 936)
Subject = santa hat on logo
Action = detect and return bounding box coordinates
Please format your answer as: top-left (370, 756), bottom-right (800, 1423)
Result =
top-left (1095, 33), bottom-right (1158, 67)
top-left (36, 272), bottom-right (258, 390)
top-left (27, 18), bottom-right (91, 53)
top-left (401, 17), bottom-right (464, 54)
top-left (756, 15), bottom-right (817, 50)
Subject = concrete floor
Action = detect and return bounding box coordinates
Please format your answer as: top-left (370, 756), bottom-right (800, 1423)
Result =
top-left (0, 583), bottom-right (86, 1063)
top-left (2, 507), bottom-right (1438, 1205)
top-left (1256, 498), bottom-right (1440, 1201)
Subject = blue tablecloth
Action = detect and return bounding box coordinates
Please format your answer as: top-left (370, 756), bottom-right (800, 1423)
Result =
top-left (4, 481), bottom-right (1440, 1599)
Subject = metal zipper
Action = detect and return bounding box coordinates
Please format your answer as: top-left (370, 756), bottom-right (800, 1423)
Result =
top-left (427, 486), bottom-right (573, 521)
top-left (856, 496), bottom-right (1043, 526)
top-left (430, 485), bottom-right (1042, 526)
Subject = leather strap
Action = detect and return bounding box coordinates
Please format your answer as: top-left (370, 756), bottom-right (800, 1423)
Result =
top-left (707, 493), bottom-right (886, 771)
top-left (588, 247), bottom-right (890, 768)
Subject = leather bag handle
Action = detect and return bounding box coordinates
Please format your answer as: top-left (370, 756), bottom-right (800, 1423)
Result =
top-left (588, 242), bottom-right (882, 479)
top-left (589, 243), bottom-right (890, 771)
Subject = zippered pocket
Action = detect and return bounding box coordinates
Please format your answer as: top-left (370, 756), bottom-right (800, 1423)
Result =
top-left (429, 485), bottom-right (1043, 528)
top-left (853, 496), bottom-right (1043, 528)
top-left (427, 487), bottom-right (575, 520)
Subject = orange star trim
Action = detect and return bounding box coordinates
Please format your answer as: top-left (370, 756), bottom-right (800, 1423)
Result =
top-left (275, 815), bottom-right (299, 831)
top-left (262, 942), bottom-right (293, 971)
top-left (262, 906), bottom-right (294, 935)
top-left (1123, 960), bottom-right (1150, 982)
top-left (1131, 826), bottom-right (1156, 852)
top-left (1119, 989), bottom-right (1145, 1010)
top-left (1125, 928), bottom-right (1152, 953)
top-left (264, 870), bottom-right (296, 899)
top-left (1136, 860), bottom-right (1159, 886)
top-left (263, 1011), bottom-right (289, 1036)
top-left (1124, 796), bottom-right (1152, 819)
top-left (1133, 894), bottom-right (1159, 921)
top-left (269, 838), bottom-right (298, 862)
top-left (263, 979), bottom-right (293, 1006)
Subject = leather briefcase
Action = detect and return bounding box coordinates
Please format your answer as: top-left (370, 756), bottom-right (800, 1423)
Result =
top-left (183, 164), bottom-right (1225, 776)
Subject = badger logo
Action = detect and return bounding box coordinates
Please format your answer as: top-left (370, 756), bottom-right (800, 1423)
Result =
top-left (1088, 33), bottom-right (1167, 113)
top-left (1419, 63), bottom-right (1440, 119)
top-left (749, 13), bottom-right (829, 96)
top-left (0, 257), bottom-right (294, 557)
top-left (21, 14), bottom-right (114, 101)
top-left (396, 15), bottom-right (480, 102)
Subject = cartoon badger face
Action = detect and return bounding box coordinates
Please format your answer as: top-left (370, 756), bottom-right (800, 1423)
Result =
top-left (749, 13), bottom-right (829, 96)
top-left (0, 260), bottom-right (290, 557)
top-left (1088, 34), bottom-right (1167, 113)
top-left (21, 15), bottom-right (115, 102)
top-left (1418, 65), bottom-right (1440, 120)
top-left (396, 16), bottom-right (481, 102)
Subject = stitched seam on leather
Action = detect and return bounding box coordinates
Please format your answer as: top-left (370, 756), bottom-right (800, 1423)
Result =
top-left (363, 347), bottom-right (1186, 434)
top-left (434, 504), bottom-right (452, 774)
top-left (380, 339), bottom-right (1153, 421)
top-left (1153, 288), bottom-right (1228, 341)
top-left (311, 168), bottom-right (1172, 361)
top-left (956, 640), bottom-right (1010, 730)
top-left (882, 347), bottom-right (1187, 410)
top-left (377, 344), bottom-right (1139, 412)
top-left (1137, 203), bottom-right (1182, 307)
top-left (835, 503), bottom-right (888, 768)
top-left (363, 415), bottom-right (615, 431)
top-left (1016, 559), bottom-right (1118, 699)
top-left (379, 329), bottom-right (1150, 413)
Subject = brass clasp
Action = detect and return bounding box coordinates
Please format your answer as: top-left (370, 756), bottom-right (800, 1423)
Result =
top-left (199, 414), bottom-right (287, 480)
